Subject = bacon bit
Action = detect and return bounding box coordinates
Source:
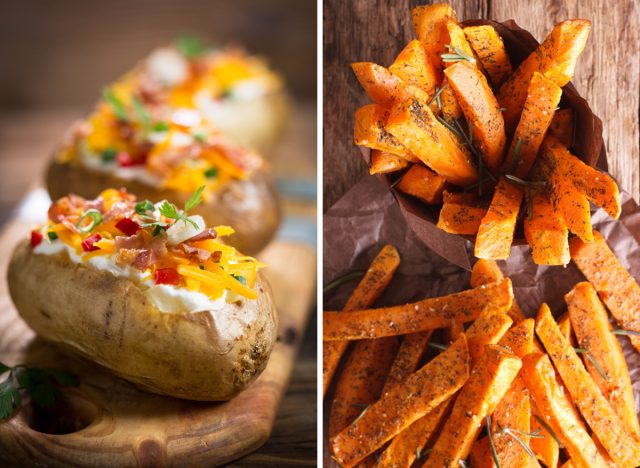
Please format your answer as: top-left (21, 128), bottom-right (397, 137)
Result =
top-left (132, 250), bottom-right (153, 270)
top-left (81, 233), bottom-right (102, 252)
top-left (115, 233), bottom-right (145, 250)
top-left (85, 197), bottom-right (105, 213)
top-left (186, 228), bottom-right (217, 243)
top-left (48, 194), bottom-right (87, 222)
top-left (103, 201), bottom-right (136, 222)
top-left (116, 151), bottom-right (146, 167)
top-left (115, 217), bottom-right (140, 236)
top-left (211, 250), bottom-right (222, 262)
top-left (30, 230), bottom-right (43, 248)
top-left (155, 268), bottom-right (180, 285)
top-left (180, 243), bottom-right (211, 262)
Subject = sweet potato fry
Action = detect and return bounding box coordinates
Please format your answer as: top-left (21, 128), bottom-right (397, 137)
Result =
top-left (331, 335), bottom-right (471, 467)
top-left (381, 331), bottom-right (432, 394)
top-left (475, 177), bottom-right (524, 260)
top-left (437, 192), bottom-right (488, 235)
top-left (500, 318), bottom-right (535, 357)
top-left (377, 399), bottom-right (452, 467)
top-left (354, 104), bottom-right (410, 156)
top-left (522, 352), bottom-right (607, 468)
top-left (471, 259), bottom-right (528, 323)
top-left (549, 108), bottom-right (574, 148)
top-left (323, 278), bottom-right (513, 341)
top-left (369, 150), bottom-right (410, 175)
top-left (411, 3), bottom-right (457, 70)
top-left (570, 231), bottom-right (640, 352)
top-left (329, 337), bottom-right (399, 437)
top-left (542, 135), bottom-right (621, 219)
top-left (351, 62), bottom-right (424, 107)
top-left (565, 282), bottom-right (640, 440)
top-left (502, 72), bottom-right (562, 178)
top-left (557, 312), bottom-right (575, 344)
top-left (386, 97), bottom-right (478, 186)
top-left (538, 154), bottom-right (593, 243)
top-left (439, 81), bottom-right (463, 122)
top-left (524, 192), bottom-right (570, 266)
top-left (426, 345), bottom-right (522, 467)
top-left (535, 303), bottom-right (640, 467)
top-left (396, 164), bottom-right (447, 204)
top-left (389, 40), bottom-right (438, 96)
top-left (530, 405), bottom-right (560, 468)
top-left (498, 19), bottom-right (591, 132)
top-left (466, 309), bottom-right (513, 363)
top-left (323, 245), bottom-right (400, 396)
top-left (464, 25), bottom-right (513, 86)
top-left (469, 437), bottom-right (493, 468)
top-left (444, 61), bottom-right (507, 171)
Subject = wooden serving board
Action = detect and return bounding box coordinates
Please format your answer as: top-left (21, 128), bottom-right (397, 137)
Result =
top-left (0, 197), bottom-right (316, 467)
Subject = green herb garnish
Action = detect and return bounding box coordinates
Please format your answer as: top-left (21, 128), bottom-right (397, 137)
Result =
top-left (574, 348), bottom-right (608, 381)
top-left (175, 34), bottom-right (207, 59)
top-left (351, 405), bottom-right (370, 425)
top-left (204, 167), bottom-right (218, 179)
top-left (428, 342), bottom-right (448, 351)
top-left (504, 174), bottom-right (546, 188)
top-left (153, 121), bottom-right (170, 132)
top-left (534, 415), bottom-right (563, 447)
top-left (47, 232), bottom-right (58, 241)
top-left (131, 96), bottom-right (151, 136)
top-left (158, 185), bottom-right (205, 229)
top-left (135, 200), bottom-right (155, 215)
top-left (323, 271), bottom-right (365, 294)
top-left (76, 209), bottom-right (103, 233)
top-left (102, 89), bottom-right (128, 121)
top-left (498, 423), bottom-right (539, 460)
top-left (427, 83), bottom-right (447, 110)
top-left (611, 329), bottom-right (640, 336)
top-left (193, 131), bottom-right (207, 143)
top-left (509, 137), bottom-right (523, 175)
top-left (101, 147), bottom-right (117, 163)
top-left (233, 275), bottom-right (247, 285)
top-left (441, 44), bottom-right (476, 63)
top-left (0, 362), bottom-right (79, 420)
top-left (487, 415), bottom-right (501, 468)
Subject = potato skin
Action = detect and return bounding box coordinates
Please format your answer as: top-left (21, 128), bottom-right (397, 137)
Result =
top-left (46, 162), bottom-right (281, 255)
top-left (8, 240), bottom-right (278, 401)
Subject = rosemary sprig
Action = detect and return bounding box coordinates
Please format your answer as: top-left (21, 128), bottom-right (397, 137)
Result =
top-left (504, 174), bottom-right (547, 188)
top-left (534, 415), bottom-right (563, 447)
top-left (351, 405), bottom-right (370, 425)
top-left (498, 423), bottom-right (539, 460)
top-left (428, 342), bottom-right (448, 351)
top-left (574, 348), bottom-right (608, 381)
top-left (389, 175), bottom-right (403, 189)
top-left (427, 83), bottom-right (447, 110)
top-left (498, 107), bottom-right (506, 112)
top-left (441, 45), bottom-right (476, 63)
top-left (487, 415), bottom-right (501, 468)
top-left (509, 137), bottom-right (523, 175)
top-left (459, 460), bottom-right (470, 468)
top-left (323, 271), bottom-right (365, 294)
top-left (611, 329), bottom-right (640, 336)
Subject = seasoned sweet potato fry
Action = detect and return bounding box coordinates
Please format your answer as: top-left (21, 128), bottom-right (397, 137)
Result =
top-left (549, 108), bottom-right (574, 147)
top-left (369, 150), bottom-right (410, 175)
top-left (439, 81), bottom-right (463, 122)
top-left (466, 309), bottom-right (512, 363)
top-left (535, 304), bottom-right (640, 467)
top-left (351, 62), bottom-right (425, 107)
top-left (411, 3), bottom-right (457, 69)
top-left (444, 61), bottom-right (507, 170)
top-left (469, 437), bottom-right (493, 468)
top-left (396, 164), bottom-right (447, 204)
top-left (475, 177), bottom-right (524, 260)
top-left (524, 192), bottom-right (570, 266)
top-left (386, 97), bottom-right (478, 186)
top-left (542, 135), bottom-right (621, 219)
top-left (538, 154), bottom-right (593, 243)
top-left (381, 331), bottom-right (432, 394)
top-left (389, 40), bottom-right (438, 96)
top-left (354, 104), bottom-right (409, 156)
top-left (522, 352), bottom-right (608, 468)
top-left (464, 25), bottom-right (513, 86)
top-left (331, 335), bottom-right (471, 467)
top-left (426, 345), bottom-right (522, 467)
top-left (323, 278), bottom-right (513, 341)
top-left (471, 259), bottom-right (527, 323)
top-left (530, 405), bottom-right (560, 468)
top-left (377, 399), bottom-right (452, 467)
top-left (502, 72), bottom-right (562, 178)
top-left (557, 312), bottom-right (575, 344)
top-left (437, 192), bottom-right (488, 235)
top-left (570, 231), bottom-right (640, 352)
top-left (498, 19), bottom-right (591, 132)
top-left (500, 318), bottom-right (535, 357)
top-left (329, 337), bottom-right (399, 437)
top-left (323, 245), bottom-right (400, 396)
top-left (565, 282), bottom-right (640, 440)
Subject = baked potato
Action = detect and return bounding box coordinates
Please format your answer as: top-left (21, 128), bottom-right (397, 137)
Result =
top-left (7, 188), bottom-right (277, 401)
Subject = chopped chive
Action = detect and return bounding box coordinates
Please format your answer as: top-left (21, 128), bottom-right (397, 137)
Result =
top-left (323, 271), bottom-right (365, 294)
top-left (204, 167), bottom-right (218, 179)
top-left (101, 147), bottom-right (117, 163)
top-left (47, 231), bottom-right (58, 241)
top-left (233, 275), bottom-right (247, 285)
top-left (153, 121), bottom-right (169, 132)
top-left (76, 209), bottom-right (103, 233)
top-left (102, 89), bottom-right (128, 121)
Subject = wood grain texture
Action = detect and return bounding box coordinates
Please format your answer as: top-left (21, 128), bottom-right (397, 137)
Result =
top-left (323, 0), bottom-right (640, 210)
top-left (0, 217), bottom-right (316, 467)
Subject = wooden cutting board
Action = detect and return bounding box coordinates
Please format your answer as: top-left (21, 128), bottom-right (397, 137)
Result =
top-left (0, 202), bottom-right (316, 467)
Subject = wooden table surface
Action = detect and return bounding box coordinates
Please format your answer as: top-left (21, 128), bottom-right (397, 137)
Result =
top-left (0, 103), bottom-right (317, 466)
top-left (323, 0), bottom-right (640, 211)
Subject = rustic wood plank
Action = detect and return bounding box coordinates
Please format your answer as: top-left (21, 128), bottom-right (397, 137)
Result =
top-left (487, 0), bottom-right (639, 200)
top-left (323, 0), bottom-right (489, 211)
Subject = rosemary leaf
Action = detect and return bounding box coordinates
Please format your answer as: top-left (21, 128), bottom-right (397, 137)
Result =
top-left (351, 405), bottom-right (370, 425)
top-left (487, 415), bottom-right (501, 468)
top-left (323, 271), bottom-right (365, 294)
top-left (510, 137), bottom-right (523, 175)
top-left (504, 174), bottom-right (546, 188)
top-left (574, 348), bottom-right (608, 381)
top-left (499, 423), bottom-right (537, 460)
top-left (611, 329), bottom-right (640, 337)
top-left (427, 83), bottom-right (447, 110)
top-left (442, 45), bottom-right (476, 63)
top-left (534, 415), bottom-right (563, 447)
top-left (428, 342), bottom-right (448, 351)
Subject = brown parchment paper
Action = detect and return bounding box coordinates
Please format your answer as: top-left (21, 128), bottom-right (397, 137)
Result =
top-left (324, 174), bottom-right (640, 415)
top-left (362, 19), bottom-right (608, 270)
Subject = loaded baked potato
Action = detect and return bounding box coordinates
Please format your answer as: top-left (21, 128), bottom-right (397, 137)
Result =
top-left (8, 188), bottom-right (277, 401)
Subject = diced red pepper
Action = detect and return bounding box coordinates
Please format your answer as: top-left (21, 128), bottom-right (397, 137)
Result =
top-left (115, 217), bottom-right (140, 236)
top-left (81, 233), bottom-right (102, 252)
top-left (155, 268), bottom-right (180, 285)
top-left (116, 151), bottom-right (146, 167)
top-left (30, 230), bottom-right (43, 248)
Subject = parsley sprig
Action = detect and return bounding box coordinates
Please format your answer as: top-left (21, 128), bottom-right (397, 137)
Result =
top-left (0, 362), bottom-right (79, 420)
top-left (175, 34), bottom-right (207, 59)
top-left (158, 185), bottom-right (205, 229)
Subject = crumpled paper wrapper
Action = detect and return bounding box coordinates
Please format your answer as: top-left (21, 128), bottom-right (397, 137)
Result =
top-left (324, 174), bottom-right (640, 413)
top-left (363, 19), bottom-right (607, 270)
